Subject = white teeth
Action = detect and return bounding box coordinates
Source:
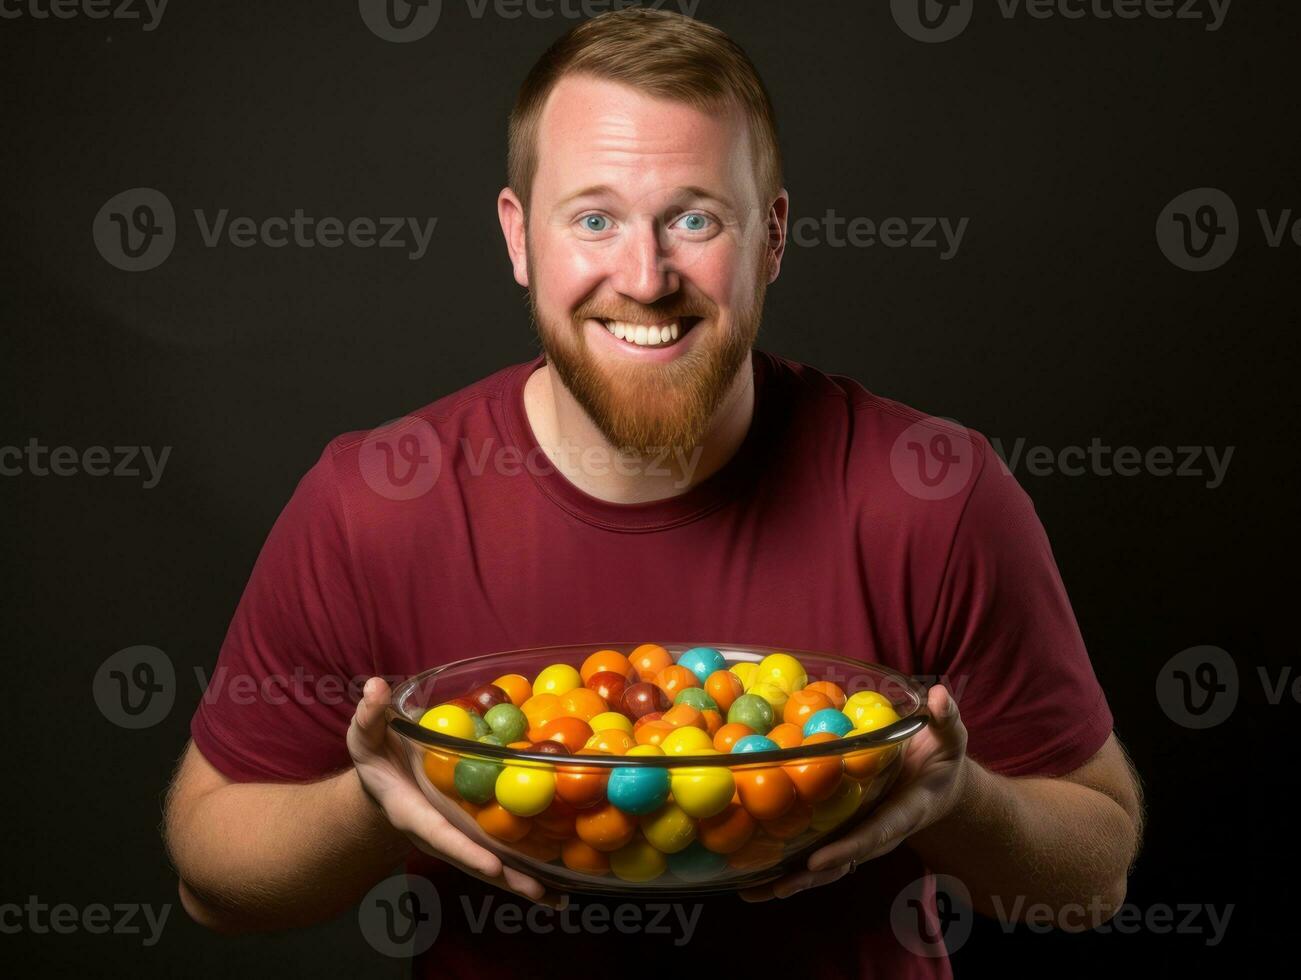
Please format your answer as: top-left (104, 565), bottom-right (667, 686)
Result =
top-left (601, 319), bottom-right (688, 347)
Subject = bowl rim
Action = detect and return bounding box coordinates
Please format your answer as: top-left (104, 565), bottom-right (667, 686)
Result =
top-left (386, 641), bottom-right (931, 768)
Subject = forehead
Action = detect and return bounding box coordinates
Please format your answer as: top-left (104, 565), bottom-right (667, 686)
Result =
top-left (532, 73), bottom-right (756, 208)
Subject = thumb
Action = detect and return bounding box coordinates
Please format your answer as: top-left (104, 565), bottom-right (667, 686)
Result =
top-left (927, 684), bottom-right (961, 736)
top-left (352, 676), bottom-right (393, 749)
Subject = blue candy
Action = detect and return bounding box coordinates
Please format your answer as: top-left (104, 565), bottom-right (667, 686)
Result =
top-left (667, 841), bottom-right (729, 881)
top-left (731, 735), bottom-right (780, 754)
top-left (676, 646), bottom-right (727, 685)
top-left (606, 765), bottom-right (670, 815)
top-left (803, 708), bottom-right (854, 738)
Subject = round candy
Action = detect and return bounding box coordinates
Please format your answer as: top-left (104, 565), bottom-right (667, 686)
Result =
top-left (700, 709), bottom-right (724, 737)
top-left (676, 647), bottom-right (727, 685)
top-left (422, 749), bottom-right (458, 795)
top-left (484, 703), bottom-right (527, 743)
top-left (729, 662), bottom-right (759, 690)
top-left (844, 696), bottom-right (901, 732)
top-left (555, 750), bottom-right (611, 809)
top-left (526, 740), bottom-right (568, 757)
top-left (585, 671), bottom-right (629, 709)
top-left (520, 693), bottom-right (564, 731)
top-left (784, 732), bottom-right (844, 802)
top-left (667, 841), bottom-right (729, 881)
top-left (533, 663), bottom-right (582, 698)
top-left (734, 766), bottom-right (796, 821)
top-left (630, 643), bottom-right (674, 681)
top-left (609, 837), bottom-right (667, 882)
top-left (575, 803), bottom-right (637, 852)
top-left (562, 837), bottom-right (611, 875)
top-left (585, 729), bottom-right (636, 755)
top-left (803, 708), bottom-right (854, 738)
top-left (589, 711), bottom-right (633, 735)
top-left (731, 734), bottom-right (780, 754)
top-left (560, 687), bottom-right (608, 722)
top-left (621, 682), bottom-right (671, 720)
top-left (491, 673), bottom-right (532, 708)
top-left (535, 716), bottom-right (595, 754)
top-left (844, 690), bottom-right (895, 727)
top-left (806, 680), bottom-right (848, 710)
top-left (713, 722), bottom-right (756, 753)
top-left (784, 688), bottom-right (834, 728)
top-left (705, 670), bottom-right (745, 712)
top-left (469, 711), bottom-right (492, 739)
top-left (476, 801), bottom-right (531, 842)
top-left (844, 738), bottom-right (899, 780)
top-left (454, 757), bottom-right (502, 804)
top-left (660, 726), bottom-right (713, 755)
top-left (766, 723), bottom-right (804, 749)
top-left (697, 801), bottom-right (756, 854)
top-left (626, 743), bottom-right (665, 757)
top-left (670, 762), bottom-right (734, 818)
top-left (654, 665), bottom-right (700, 700)
top-left (466, 683), bottom-right (510, 715)
top-left (727, 694), bottom-right (775, 734)
top-left (477, 733), bottom-right (504, 746)
top-left (419, 704), bottom-right (477, 741)
top-left (810, 774), bottom-right (865, 831)
top-left (747, 681), bottom-right (789, 714)
top-left (761, 801), bottom-right (813, 840)
top-left (661, 704), bottom-right (705, 731)
top-left (606, 764), bottom-right (670, 814)
top-left (494, 765), bottom-right (556, 816)
top-left (633, 720), bottom-right (674, 748)
top-left (581, 649), bottom-right (636, 683)
top-left (640, 803), bottom-right (697, 854)
top-left (533, 798), bottom-right (578, 839)
top-left (674, 687), bottom-right (718, 713)
top-left (755, 653), bottom-right (808, 694)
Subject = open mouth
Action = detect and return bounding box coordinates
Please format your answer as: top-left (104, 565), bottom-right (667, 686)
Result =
top-left (596, 316), bottom-right (703, 349)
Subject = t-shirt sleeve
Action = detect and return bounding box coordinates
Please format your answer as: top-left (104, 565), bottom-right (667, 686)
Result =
top-left (190, 443), bottom-right (372, 783)
top-left (921, 438), bottom-right (1114, 778)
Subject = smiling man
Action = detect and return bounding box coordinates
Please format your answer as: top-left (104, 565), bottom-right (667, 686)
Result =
top-left (164, 9), bottom-right (1143, 978)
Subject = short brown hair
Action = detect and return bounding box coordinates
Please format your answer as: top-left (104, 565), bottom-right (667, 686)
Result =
top-left (508, 8), bottom-right (782, 218)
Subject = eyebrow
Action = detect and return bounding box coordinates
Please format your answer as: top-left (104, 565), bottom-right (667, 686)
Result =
top-left (552, 184), bottom-right (736, 212)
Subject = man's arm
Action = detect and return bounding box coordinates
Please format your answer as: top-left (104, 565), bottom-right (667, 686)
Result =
top-left (164, 740), bottom-right (414, 933)
top-left (905, 732), bottom-right (1145, 927)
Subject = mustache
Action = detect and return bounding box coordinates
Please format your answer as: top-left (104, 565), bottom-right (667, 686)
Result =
top-left (574, 299), bottom-right (715, 324)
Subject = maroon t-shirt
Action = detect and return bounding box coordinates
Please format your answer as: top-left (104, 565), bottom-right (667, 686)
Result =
top-left (191, 349), bottom-right (1113, 978)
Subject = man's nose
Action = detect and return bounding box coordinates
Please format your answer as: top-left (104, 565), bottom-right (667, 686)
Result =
top-left (609, 219), bottom-right (680, 305)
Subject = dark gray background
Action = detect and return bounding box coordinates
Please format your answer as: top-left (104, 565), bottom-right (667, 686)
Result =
top-left (1, 0), bottom-right (1291, 975)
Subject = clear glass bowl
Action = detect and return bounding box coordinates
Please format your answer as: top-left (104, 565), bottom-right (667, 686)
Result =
top-left (388, 642), bottom-right (928, 895)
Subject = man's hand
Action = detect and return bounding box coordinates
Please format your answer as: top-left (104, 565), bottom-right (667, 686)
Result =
top-left (349, 676), bottom-right (567, 909)
top-left (740, 685), bottom-right (968, 902)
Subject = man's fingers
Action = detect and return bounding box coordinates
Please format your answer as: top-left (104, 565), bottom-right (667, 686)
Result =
top-left (394, 797), bottom-right (503, 879)
top-left (352, 676), bottom-right (392, 748)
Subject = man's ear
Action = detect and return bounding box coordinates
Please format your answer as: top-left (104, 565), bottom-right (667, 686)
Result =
top-left (765, 189), bottom-right (790, 284)
top-left (497, 187), bottom-right (529, 288)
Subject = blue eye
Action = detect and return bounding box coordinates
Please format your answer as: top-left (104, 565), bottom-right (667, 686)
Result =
top-left (581, 214), bottom-right (610, 232)
top-left (677, 213), bottom-right (711, 232)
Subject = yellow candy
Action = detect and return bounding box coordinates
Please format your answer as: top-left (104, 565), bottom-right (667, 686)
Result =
top-left (590, 711), bottom-right (634, 735)
top-left (494, 764), bottom-right (556, 816)
top-left (660, 726), bottom-right (714, 755)
top-left (609, 838), bottom-right (667, 881)
top-left (747, 681), bottom-right (789, 714)
top-left (810, 775), bottom-right (865, 831)
top-left (730, 662), bottom-right (759, 690)
top-left (639, 803), bottom-right (697, 854)
top-left (844, 695), bottom-right (900, 731)
top-left (626, 743), bottom-right (665, 757)
top-left (418, 704), bottom-right (477, 741)
top-left (532, 663), bottom-right (582, 697)
top-left (756, 653), bottom-right (807, 694)
top-left (670, 759), bottom-right (734, 818)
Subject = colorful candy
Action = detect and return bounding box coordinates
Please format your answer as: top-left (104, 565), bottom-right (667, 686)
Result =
top-left (676, 646), bottom-right (727, 685)
top-left (606, 765), bottom-right (670, 815)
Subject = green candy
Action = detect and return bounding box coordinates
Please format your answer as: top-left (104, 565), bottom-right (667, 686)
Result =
top-left (727, 693), bottom-right (775, 735)
top-left (477, 734), bottom-right (504, 746)
top-left (674, 687), bottom-right (718, 712)
top-left (469, 710), bottom-right (492, 739)
top-left (484, 703), bottom-right (527, 743)
top-left (454, 757), bottom-right (503, 804)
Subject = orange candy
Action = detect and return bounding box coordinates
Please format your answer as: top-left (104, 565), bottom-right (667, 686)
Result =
top-left (713, 722), bottom-right (756, 753)
top-left (766, 723), bottom-right (804, 749)
top-left (515, 830), bottom-right (562, 862)
top-left (634, 720), bottom-right (675, 747)
top-left (761, 801), bottom-right (813, 840)
top-left (555, 750), bottom-right (610, 809)
top-left (661, 704), bottom-right (705, 730)
top-left (700, 709), bottom-right (724, 737)
top-left (631, 643), bottom-right (673, 682)
top-left (534, 798), bottom-right (579, 839)
top-left (734, 766), bottom-right (797, 821)
top-left (531, 715), bottom-right (593, 751)
top-left (492, 673), bottom-right (533, 708)
top-left (560, 687), bottom-right (608, 722)
top-left (655, 665), bottom-right (700, 700)
top-left (585, 729), bottom-right (635, 755)
top-left (581, 649), bottom-right (637, 683)
top-left (575, 802), bottom-right (637, 852)
top-left (521, 693), bottom-right (564, 731)
top-left (727, 833), bottom-right (783, 870)
top-left (697, 801), bottom-right (756, 854)
top-left (845, 743), bottom-right (898, 780)
top-left (422, 750), bottom-right (458, 795)
top-left (562, 836), bottom-right (611, 875)
top-left (705, 670), bottom-right (745, 713)
top-left (785, 732), bottom-right (845, 803)
top-left (457, 797), bottom-right (482, 819)
top-left (805, 680), bottom-right (847, 710)
top-left (476, 802), bottom-right (532, 842)
top-left (783, 689), bottom-right (834, 728)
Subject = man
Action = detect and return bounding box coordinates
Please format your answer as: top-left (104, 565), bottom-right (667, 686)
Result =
top-left (164, 9), bottom-right (1143, 977)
